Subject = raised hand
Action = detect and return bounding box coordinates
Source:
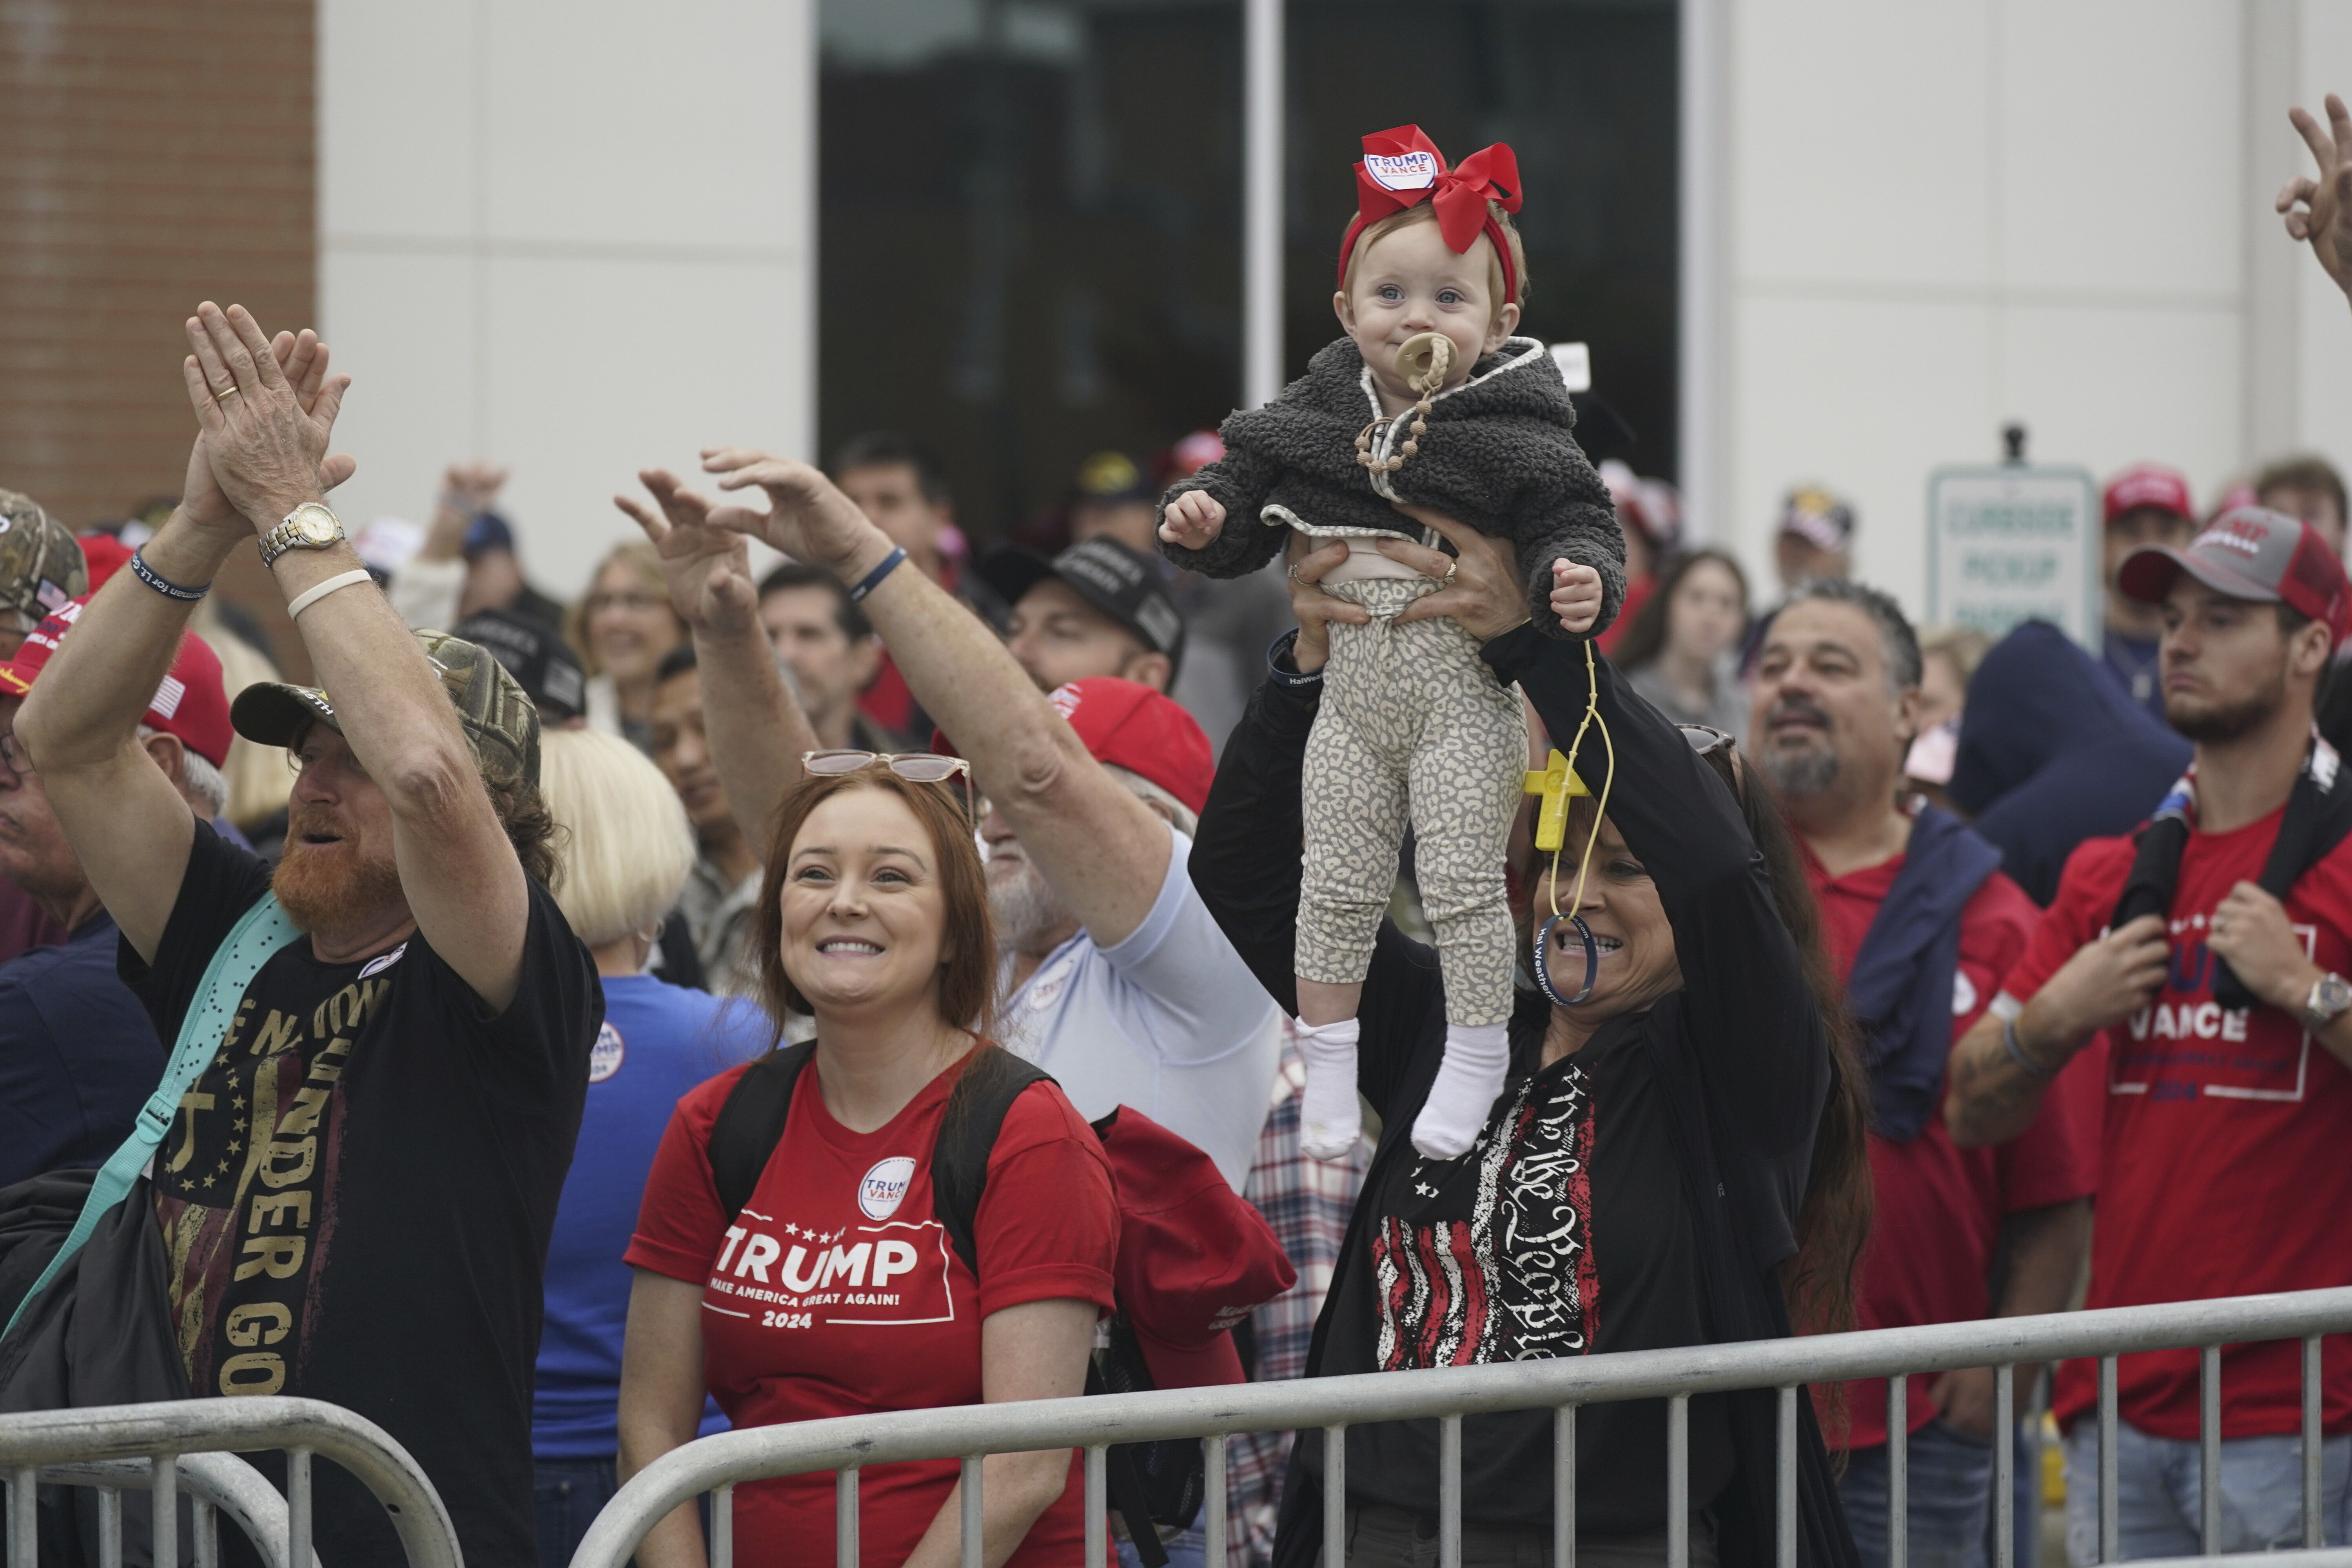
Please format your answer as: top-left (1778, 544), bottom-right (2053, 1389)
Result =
top-left (615, 470), bottom-right (760, 636)
top-left (181, 303), bottom-right (351, 531)
top-left (2279, 93), bottom-right (2352, 305)
top-left (443, 461), bottom-right (509, 513)
top-left (180, 325), bottom-right (354, 539)
top-left (1550, 559), bottom-right (1604, 635)
top-left (699, 447), bottom-right (893, 579)
top-left (1158, 490), bottom-right (1227, 549)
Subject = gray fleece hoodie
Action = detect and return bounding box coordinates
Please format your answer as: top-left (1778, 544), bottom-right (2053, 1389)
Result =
top-left (1157, 334), bottom-right (1626, 638)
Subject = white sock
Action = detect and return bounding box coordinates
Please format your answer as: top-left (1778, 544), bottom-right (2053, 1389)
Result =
top-left (1411, 1022), bottom-right (1511, 1160)
top-left (1294, 1017), bottom-right (1363, 1160)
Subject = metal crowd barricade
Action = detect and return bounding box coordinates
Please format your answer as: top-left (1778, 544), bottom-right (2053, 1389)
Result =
top-left (0, 1396), bottom-right (459, 1568)
top-left (573, 1287), bottom-right (2352, 1568)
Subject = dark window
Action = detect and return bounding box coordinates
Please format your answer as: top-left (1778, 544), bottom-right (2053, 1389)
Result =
top-left (819, 0), bottom-right (1677, 546)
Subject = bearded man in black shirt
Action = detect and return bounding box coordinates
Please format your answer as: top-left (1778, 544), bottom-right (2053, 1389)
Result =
top-left (16, 304), bottom-right (602, 1567)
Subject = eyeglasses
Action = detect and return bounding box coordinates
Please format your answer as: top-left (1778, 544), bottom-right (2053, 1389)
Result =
top-left (802, 750), bottom-right (975, 818)
top-left (0, 731), bottom-right (32, 780)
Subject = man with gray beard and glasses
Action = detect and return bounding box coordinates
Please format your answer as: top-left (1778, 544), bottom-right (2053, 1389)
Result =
top-left (1750, 578), bottom-right (2097, 1568)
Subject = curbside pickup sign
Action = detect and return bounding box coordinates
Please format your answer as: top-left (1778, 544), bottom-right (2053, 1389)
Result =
top-left (1925, 465), bottom-right (2101, 649)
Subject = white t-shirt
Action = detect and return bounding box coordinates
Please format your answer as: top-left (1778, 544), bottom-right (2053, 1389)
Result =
top-left (996, 824), bottom-right (1283, 1189)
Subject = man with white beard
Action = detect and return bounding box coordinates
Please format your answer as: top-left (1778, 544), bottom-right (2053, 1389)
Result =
top-left (619, 459), bottom-right (1283, 1192)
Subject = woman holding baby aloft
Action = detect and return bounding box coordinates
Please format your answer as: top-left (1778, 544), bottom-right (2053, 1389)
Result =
top-left (1181, 127), bottom-right (1871, 1567)
top-left (1159, 126), bottom-right (1625, 1163)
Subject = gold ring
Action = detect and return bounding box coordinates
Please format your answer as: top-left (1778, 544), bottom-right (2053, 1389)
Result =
top-left (212, 383), bottom-right (240, 399)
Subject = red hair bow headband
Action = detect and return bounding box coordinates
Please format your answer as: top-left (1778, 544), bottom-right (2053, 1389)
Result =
top-left (1338, 125), bottom-right (1524, 305)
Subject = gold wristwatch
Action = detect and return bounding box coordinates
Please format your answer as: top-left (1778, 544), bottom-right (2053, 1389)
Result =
top-left (258, 501), bottom-right (345, 568)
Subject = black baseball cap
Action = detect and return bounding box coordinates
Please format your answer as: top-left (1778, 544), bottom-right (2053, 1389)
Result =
top-left (454, 606), bottom-right (587, 722)
top-left (976, 537), bottom-right (1187, 677)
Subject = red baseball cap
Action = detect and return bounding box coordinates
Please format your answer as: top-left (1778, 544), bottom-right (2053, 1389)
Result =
top-left (0, 597), bottom-right (234, 766)
top-left (1098, 1107), bottom-right (1296, 1388)
top-left (2118, 505), bottom-right (2352, 640)
top-left (2103, 463), bottom-right (2194, 526)
top-left (937, 677), bottom-right (1214, 817)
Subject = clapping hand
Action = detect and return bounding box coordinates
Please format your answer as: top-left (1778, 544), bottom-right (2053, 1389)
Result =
top-left (2279, 93), bottom-right (2352, 305)
top-left (1550, 559), bottom-right (1604, 636)
top-left (179, 313), bottom-right (354, 539)
top-left (1159, 491), bottom-right (1227, 550)
top-left (615, 471), bottom-right (759, 637)
top-left (181, 303), bottom-right (349, 532)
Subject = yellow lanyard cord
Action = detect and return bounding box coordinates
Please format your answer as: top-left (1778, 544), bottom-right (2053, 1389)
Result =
top-left (1545, 639), bottom-right (1615, 921)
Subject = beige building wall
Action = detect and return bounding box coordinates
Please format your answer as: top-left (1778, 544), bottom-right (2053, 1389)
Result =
top-left (1702, 0), bottom-right (2352, 616)
top-left (317, 0), bottom-right (817, 600)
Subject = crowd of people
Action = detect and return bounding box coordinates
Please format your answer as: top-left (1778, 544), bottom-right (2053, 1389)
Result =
top-left (2, 91), bottom-right (2352, 1568)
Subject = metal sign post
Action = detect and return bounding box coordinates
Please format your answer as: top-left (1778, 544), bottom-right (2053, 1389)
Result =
top-left (1925, 461), bottom-right (2102, 649)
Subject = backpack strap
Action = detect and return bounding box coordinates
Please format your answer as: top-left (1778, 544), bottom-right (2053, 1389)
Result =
top-left (1087, 1359), bottom-right (1172, 1568)
top-left (932, 1048), bottom-right (1054, 1275)
top-left (708, 1041), bottom-right (818, 1223)
top-left (3, 893), bottom-right (301, 1344)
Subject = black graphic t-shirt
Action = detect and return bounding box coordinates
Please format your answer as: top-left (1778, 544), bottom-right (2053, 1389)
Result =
top-left (122, 826), bottom-right (601, 1568)
top-left (1338, 1013), bottom-right (1733, 1535)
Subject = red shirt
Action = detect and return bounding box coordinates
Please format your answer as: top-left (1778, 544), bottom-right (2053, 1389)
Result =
top-left (2004, 811), bottom-right (2352, 1439)
top-left (627, 1050), bottom-right (1119, 1568)
top-left (1804, 842), bottom-right (2101, 1449)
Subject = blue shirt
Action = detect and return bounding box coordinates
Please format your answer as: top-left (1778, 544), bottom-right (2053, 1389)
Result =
top-left (0, 909), bottom-right (163, 1187)
top-left (534, 974), bottom-right (771, 1457)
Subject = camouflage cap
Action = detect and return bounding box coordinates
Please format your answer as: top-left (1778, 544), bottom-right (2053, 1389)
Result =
top-left (230, 628), bottom-right (542, 788)
top-left (0, 491), bottom-right (88, 624)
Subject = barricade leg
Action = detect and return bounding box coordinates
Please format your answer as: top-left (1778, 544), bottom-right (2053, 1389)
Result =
top-left (838, 1467), bottom-right (859, 1568)
top-left (1994, 1365), bottom-right (2013, 1568)
top-left (1775, 1387), bottom-right (1796, 1568)
top-left (2198, 1345), bottom-right (2220, 1553)
top-left (1889, 1376), bottom-right (1907, 1568)
top-left (1554, 1406), bottom-right (1574, 1568)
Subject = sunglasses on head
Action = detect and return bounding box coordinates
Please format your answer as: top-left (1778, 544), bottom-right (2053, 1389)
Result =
top-left (802, 750), bottom-right (976, 818)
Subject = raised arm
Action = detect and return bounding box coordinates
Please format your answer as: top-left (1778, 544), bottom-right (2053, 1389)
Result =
top-left (697, 449), bottom-right (1172, 948)
top-left (16, 320), bottom-right (354, 960)
top-left (1486, 622), bottom-right (1831, 1150)
top-left (618, 472), bottom-right (816, 849)
top-left (196, 303), bottom-right (527, 1009)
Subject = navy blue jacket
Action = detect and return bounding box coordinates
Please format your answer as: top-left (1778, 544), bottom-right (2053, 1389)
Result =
top-left (0, 910), bottom-right (162, 1189)
top-left (1949, 621), bottom-right (2190, 907)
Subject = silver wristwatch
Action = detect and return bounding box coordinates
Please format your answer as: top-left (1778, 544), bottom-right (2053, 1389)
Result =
top-left (258, 501), bottom-right (346, 568)
top-left (2302, 971), bottom-right (2352, 1033)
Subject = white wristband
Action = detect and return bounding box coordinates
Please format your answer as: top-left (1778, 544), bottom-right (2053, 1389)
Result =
top-left (286, 568), bottom-right (376, 620)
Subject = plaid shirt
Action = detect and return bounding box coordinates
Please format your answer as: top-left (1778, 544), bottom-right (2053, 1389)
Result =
top-left (1226, 1035), bottom-right (1367, 1568)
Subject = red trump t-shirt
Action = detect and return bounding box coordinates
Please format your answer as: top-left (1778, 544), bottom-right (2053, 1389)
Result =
top-left (2002, 809), bottom-right (2352, 1439)
top-left (1804, 845), bottom-right (2101, 1449)
top-left (628, 1048), bottom-right (1119, 1568)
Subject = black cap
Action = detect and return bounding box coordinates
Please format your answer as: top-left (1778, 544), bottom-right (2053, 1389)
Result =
top-left (454, 606), bottom-right (587, 722)
top-left (976, 537), bottom-right (1187, 675)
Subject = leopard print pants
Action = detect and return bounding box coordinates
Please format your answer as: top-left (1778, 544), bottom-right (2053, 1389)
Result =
top-left (1297, 574), bottom-right (1525, 1028)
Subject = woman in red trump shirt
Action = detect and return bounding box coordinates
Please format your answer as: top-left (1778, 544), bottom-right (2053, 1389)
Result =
top-left (620, 759), bottom-right (1118, 1568)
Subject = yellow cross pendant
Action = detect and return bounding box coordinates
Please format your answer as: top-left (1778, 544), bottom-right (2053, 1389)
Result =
top-left (1523, 748), bottom-right (1591, 853)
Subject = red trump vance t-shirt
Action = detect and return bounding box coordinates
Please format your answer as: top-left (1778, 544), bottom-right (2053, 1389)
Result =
top-left (628, 1048), bottom-right (1119, 1568)
top-left (2002, 807), bottom-right (2352, 1440)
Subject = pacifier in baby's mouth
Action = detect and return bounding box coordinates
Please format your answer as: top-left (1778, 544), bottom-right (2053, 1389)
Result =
top-left (1355, 332), bottom-right (1457, 477)
top-left (1394, 331), bottom-right (1455, 394)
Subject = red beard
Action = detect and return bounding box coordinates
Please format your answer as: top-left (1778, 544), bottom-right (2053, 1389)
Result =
top-left (271, 830), bottom-right (404, 935)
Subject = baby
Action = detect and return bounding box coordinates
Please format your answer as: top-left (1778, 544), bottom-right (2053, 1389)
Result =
top-left (1159, 126), bottom-right (1624, 1161)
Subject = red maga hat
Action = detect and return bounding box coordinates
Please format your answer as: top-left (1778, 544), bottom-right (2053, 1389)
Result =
top-left (937, 677), bottom-right (1214, 817)
top-left (2103, 464), bottom-right (2195, 527)
top-left (0, 597), bottom-right (234, 766)
top-left (1338, 125), bottom-right (1523, 305)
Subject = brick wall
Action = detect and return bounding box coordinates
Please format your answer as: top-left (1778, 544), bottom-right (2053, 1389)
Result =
top-left (0, 0), bottom-right (316, 677)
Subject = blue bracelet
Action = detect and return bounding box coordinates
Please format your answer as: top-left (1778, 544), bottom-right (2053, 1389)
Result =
top-left (1265, 629), bottom-right (1324, 689)
top-left (848, 546), bottom-right (908, 604)
top-left (127, 549), bottom-right (210, 603)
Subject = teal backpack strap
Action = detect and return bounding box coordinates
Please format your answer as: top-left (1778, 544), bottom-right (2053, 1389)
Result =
top-left (2, 893), bottom-right (301, 1343)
